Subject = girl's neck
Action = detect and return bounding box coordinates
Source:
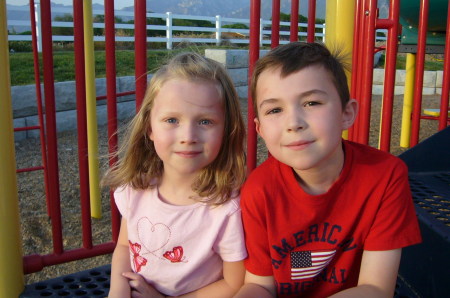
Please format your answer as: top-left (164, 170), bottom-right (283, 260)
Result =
top-left (157, 171), bottom-right (199, 206)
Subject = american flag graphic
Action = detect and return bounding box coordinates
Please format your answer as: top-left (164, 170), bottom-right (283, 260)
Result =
top-left (290, 250), bottom-right (336, 280)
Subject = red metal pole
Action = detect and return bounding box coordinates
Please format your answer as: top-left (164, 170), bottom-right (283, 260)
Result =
top-left (29, 0), bottom-right (50, 216)
top-left (271, 0), bottom-right (280, 48)
top-left (410, 0), bottom-right (429, 147)
top-left (377, 0), bottom-right (400, 152)
top-left (247, 0), bottom-right (261, 174)
top-left (307, 0), bottom-right (316, 42)
top-left (39, 0), bottom-right (63, 254)
top-left (134, 0), bottom-right (147, 110)
top-left (290, 0), bottom-right (299, 42)
top-left (73, 0), bottom-right (92, 249)
top-left (357, 0), bottom-right (377, 145)
top-left (349, 0), bottom-right (364, 142)
top-left (438, 1), bottom-right (450, 130)
top-left (23, 242), bottom-right (115, 274)
top-left (105, 0), bottom-right (121, 242)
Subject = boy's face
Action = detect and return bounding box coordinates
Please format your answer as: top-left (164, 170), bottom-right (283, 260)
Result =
top-left (254, 65), bottom-right (357, 176)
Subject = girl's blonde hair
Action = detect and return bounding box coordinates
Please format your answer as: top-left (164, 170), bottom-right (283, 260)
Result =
top-left (102, 52), bottom-right (246, 205)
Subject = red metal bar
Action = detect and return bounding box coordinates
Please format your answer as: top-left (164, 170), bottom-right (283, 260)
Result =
top-left (307, 0), bottom-right (316, 42)
top-left (357, 0), bottom-right (377, 145)
top-left (247, 0), bottom-right (261, 174)
top-left (290, 0), bottom-right (299, 42)
top-left (134, 0), bottom-right (147, 110)
top-left (105, 0), bottom-right (121, 242)
top-left (420, 115), bottom-right (450, 122)
top-left (271, 0), bottom-right (280, 48)
top-left (376, 18), bottom-right (395, 29)
top-left (349, 0), bottom-right (364, 142)
top-left (378, 0), bottom-right (400, 152)
top-left (40, 0), bottom-right (63, 254)
top-left (23, 242), bottom-right (115, 274)
top-left (410, 0), bottom-right (429, 147)
top-left (16, 166), bottom-right (44, 173)
top-left (29, 0), bottom-right (50, 216)
top-left (73, 0), bottom-right (92, 249)
top-left (14, 126), bottom-right (40, 132)
top-left (438, 1), bottom-right (450, 130)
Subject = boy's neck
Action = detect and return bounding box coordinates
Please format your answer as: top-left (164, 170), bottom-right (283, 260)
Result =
top-left (293, 147), bottom-right (345, 196)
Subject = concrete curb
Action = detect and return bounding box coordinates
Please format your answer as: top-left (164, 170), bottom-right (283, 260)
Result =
top-left (12, 50), bottom-right (443, 141)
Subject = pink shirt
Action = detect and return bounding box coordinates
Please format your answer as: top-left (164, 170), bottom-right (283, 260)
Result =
top-left (115, 185), bottom-right (247, 296)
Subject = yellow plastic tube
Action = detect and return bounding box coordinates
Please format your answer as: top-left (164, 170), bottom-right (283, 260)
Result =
top-left (400, 53), bottom-right (416, 148)
top-left (84, 0), bottom-right (102, 218)
top-left (0, 1), bottom-right (25, 296)
top-left (325, 0), bottom-right (356, 139)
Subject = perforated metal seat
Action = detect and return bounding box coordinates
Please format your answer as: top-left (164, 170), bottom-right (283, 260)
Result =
top-left (20, 264), bottom-right (110, 297)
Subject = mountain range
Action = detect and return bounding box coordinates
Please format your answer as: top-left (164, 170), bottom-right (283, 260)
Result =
top-left (130, 0), bottom-right (327, 19)
top-left (7, 0), bottom-right (326, 33)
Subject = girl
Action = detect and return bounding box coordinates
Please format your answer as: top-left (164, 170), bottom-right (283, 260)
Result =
top-left (103, 52), bottom-right (247, 298)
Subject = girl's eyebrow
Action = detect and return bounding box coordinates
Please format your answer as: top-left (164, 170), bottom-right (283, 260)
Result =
top-left (259, 89), bottom-right (327, 109)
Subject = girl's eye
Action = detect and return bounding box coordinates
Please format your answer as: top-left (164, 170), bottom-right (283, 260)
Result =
top-left (199, 119), bottom-right (212, 125)
top-left (266, 108), bottom-right (281, 115)
top-left (166, 118), bottom-right (178, 124)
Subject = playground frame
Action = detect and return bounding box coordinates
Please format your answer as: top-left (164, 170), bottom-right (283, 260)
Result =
top-left (0, 0), bottom-right (449, 297)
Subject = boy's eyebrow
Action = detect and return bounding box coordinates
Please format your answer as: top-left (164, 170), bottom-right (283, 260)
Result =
top-left (258, 89), bottom-right (328, 109)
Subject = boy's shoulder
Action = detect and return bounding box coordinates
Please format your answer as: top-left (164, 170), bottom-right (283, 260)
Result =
top-left (345, 140), bottom-right (408, 172)
top-left (244, 156), bottom-right (285, 187)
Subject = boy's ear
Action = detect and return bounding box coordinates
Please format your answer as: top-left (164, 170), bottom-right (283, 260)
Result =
top-left (254, 117), bottom-right (262, 137)
top-left (342, 99), bottom-right (358, 130)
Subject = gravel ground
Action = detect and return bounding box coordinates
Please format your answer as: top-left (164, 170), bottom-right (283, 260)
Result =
top-left (16, 94), bottom-right (443, 285)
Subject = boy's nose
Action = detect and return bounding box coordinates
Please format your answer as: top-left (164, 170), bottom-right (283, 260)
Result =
top-left (286, 111), bottom-right (306, 132)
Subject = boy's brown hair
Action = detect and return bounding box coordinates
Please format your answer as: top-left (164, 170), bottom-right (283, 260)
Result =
top-left (251, 42), bottom-right (350, 116)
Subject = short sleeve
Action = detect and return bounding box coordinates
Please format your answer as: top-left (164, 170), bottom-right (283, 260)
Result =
top-left (114, 185), bottom-right (129, 219)
top-left (213, 199), bottom-right (248, 262)
top-left (364, 161), bottom-right (422, 250)
top-left (240, 180), bottom-right (274, 276)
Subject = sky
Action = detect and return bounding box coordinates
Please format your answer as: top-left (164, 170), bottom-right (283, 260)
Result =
top-left (6, 1), bottom-right (134, 10)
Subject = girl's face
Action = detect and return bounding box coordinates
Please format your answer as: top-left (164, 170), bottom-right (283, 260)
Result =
top-left (149, 78), bottom-right (225, 179)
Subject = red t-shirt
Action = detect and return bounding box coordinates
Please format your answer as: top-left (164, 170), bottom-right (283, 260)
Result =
top-left (241, 141), bottom-right (422, 297)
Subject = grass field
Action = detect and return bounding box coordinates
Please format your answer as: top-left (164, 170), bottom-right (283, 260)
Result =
top-left (8, 46), bottom-right (208, 86)
top-left (9, 47), bottom-right (445, 86)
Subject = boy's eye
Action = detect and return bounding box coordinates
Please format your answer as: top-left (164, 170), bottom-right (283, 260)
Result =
top-left (266, 108), bottom-right (282, 115)
top-left (304, 101), bottom-right (321, 107)
top-left (199, 119), bottom-right (212, 125)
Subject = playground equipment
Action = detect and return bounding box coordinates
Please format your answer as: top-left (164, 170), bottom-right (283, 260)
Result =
top-left (399, 0), bottom-right (449, 147)
top-left (398, 126), bottom-right (450, 298)
top-left (0, 0), bottom-right (449, 297)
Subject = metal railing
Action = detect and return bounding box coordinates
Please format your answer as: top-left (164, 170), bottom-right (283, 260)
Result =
top-left (7, 3), bottom-right (326, 50)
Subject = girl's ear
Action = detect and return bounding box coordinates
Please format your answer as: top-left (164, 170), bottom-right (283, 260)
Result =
top-left (148, 126), bottom-right (154, 141)
top-left (342, 99), bottom-right (358, 130)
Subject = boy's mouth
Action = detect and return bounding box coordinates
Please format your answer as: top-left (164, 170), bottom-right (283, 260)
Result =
top-left (285, 140), bottom-right (314, 150)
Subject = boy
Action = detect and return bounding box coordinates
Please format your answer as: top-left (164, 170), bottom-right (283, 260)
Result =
top-left (235, 42), bottom-right (421, 297)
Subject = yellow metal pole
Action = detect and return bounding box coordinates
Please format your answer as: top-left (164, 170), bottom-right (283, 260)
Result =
top-left (325, 0), bottom-right (356, 139)
top-left (84, 0), bottom-right (102, 218)
top-left (400, 53), bottom-right (416, 148)
top-left (0, 1), bottom-right (25, 296)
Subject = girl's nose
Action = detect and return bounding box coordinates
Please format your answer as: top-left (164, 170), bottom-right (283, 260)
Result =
top-left (180, 123), bottom-right (198, 144)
